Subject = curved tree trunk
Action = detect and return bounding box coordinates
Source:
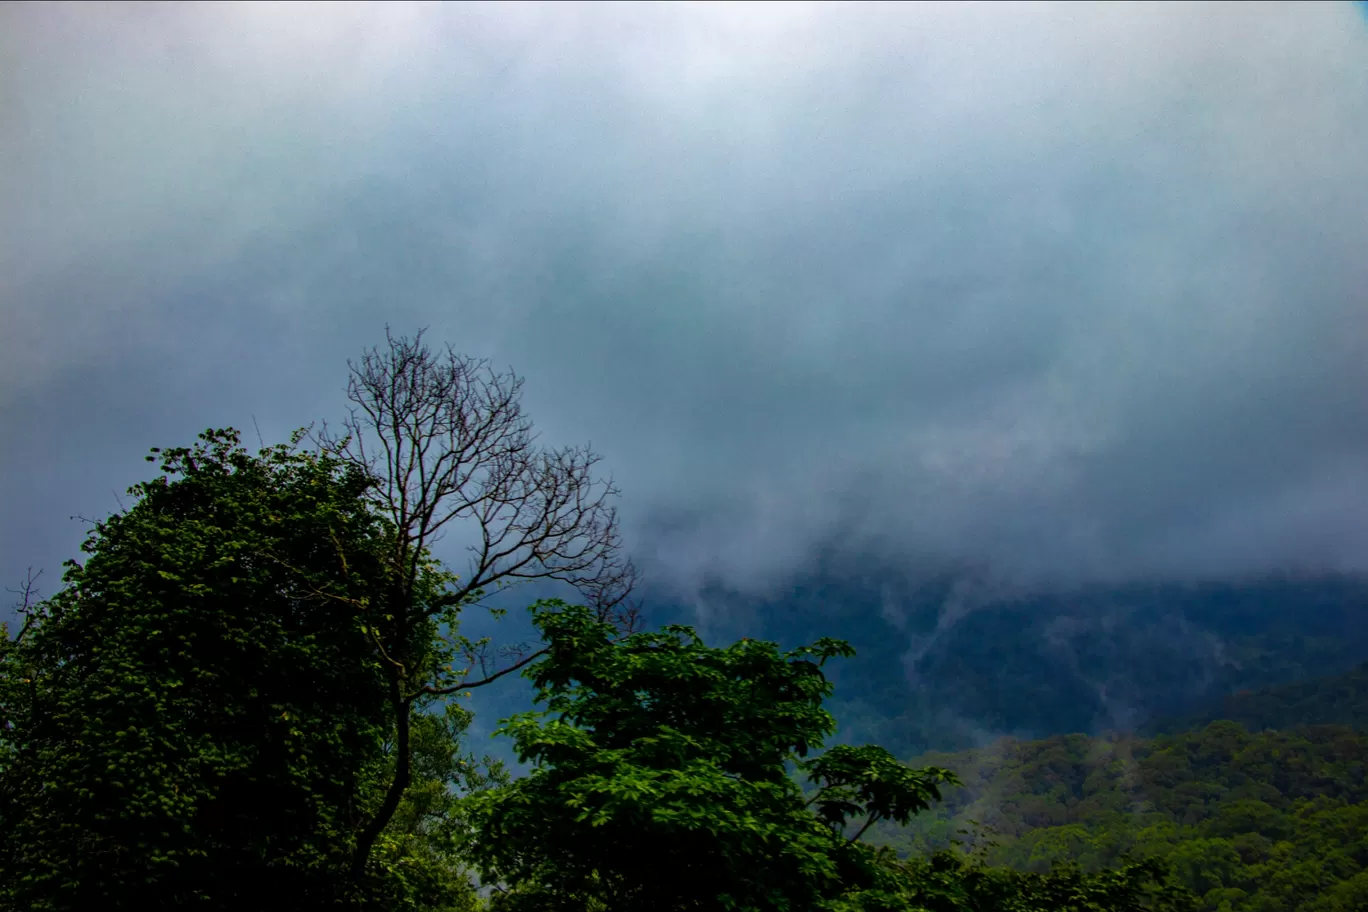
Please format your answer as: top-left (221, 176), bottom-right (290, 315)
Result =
top-left (350, 671), bottom-right (412, 881)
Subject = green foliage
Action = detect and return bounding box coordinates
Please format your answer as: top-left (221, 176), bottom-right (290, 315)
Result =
top-left (671, 574), bottom-right (1368, 762)
top-left (806, 744), bottom-right (956, 840)
top-left (459, 600), bottom-right (1191, 912)
top-left (891, 852), bottom-right (1195, 912)
top-left (459, 601), bottom-right (952, 910)
top-left (868, 722), bottom-right (1368, 912)
top-left (4, 425), bottom-right (1346, 911)
top-left (0, 429), bottom-right (487, 911)
top-left (357, 701), bottom-right (508, 912)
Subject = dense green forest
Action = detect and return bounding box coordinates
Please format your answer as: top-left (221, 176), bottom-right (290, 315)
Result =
top-left (868, 718), bottom-right (1368, 911)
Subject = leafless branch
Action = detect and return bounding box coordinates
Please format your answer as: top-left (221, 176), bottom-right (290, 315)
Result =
top-left (319, 327), bottom-right (636, 620)
top-left (323, 328), bottom-right (639, 880)
top-left (423, 645), bottom-right (551, 696)
top-left (848, 814), bottom-right (881, 845)
top-left (5, 568), bottom-right (44, 643)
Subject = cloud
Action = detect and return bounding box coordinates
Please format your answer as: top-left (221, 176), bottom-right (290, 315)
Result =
top-left (3, 1), bottom-right (1368, 616)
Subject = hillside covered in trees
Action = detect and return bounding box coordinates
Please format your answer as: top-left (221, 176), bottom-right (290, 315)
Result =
top-left (647, 576), bottom-right (1368, 761)
top-left (1145, 662), bottom-right (1368, 737)
top-left (869, 712), bottom-right (1368, 911)
top-left (0, 424), bottom-right (1197, 910)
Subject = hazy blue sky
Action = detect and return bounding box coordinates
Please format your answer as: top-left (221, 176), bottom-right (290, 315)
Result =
top-left (4, 1), bottom-right (1368, 623)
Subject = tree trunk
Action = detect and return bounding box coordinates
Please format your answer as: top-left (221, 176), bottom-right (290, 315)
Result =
top-left (350, 670), bottom-right (412, 880)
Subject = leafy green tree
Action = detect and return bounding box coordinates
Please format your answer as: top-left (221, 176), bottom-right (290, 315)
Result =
top-left (0, 429), bottom-right (485, 911)
top-left (462, 599), bottom-right (965, 911)
top-left (2, 329), bottom-right (641, 907)
top-left (1307, 870), bottom-right (1368, 912)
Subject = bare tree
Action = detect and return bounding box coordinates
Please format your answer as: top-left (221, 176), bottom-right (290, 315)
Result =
top-left (2, 568), bottom-right (44, 646)
top-left (318, 328), bottom-right (638, 880)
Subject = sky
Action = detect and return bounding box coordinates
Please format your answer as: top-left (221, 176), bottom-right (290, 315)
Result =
top-left (4, 1), bottom-right (1368, 629)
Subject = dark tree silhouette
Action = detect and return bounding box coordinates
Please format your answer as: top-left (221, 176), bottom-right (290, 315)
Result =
top-left (319, 329), bottom-right (639, 881)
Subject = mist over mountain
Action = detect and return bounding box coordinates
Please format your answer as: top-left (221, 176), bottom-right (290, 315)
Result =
top-left (5, 5), bottom-right (1368, 909)
top-left (641, 567), bottom-right (1368, 757)
top-left (3, 0), bottom-right (1367, 785)
top-left (1146, 657), bottom-right (1368, 737)
top-left (6, 3), bottom-right (1368, 630)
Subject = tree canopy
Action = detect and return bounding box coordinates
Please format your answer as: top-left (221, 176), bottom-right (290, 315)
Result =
top-left (0, 429), bottom-right (500, 911)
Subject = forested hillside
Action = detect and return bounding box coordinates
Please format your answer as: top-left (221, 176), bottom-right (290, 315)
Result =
top-left (1145, 662), bottom-right (1368, 737)
top-left (652, 573), bottom-right (1368, 758)
top-left (870, 721), bottom-right (1368, 911)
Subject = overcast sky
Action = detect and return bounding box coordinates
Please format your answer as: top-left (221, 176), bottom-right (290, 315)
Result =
top-left (4, 1), bottom-right (1368, 624)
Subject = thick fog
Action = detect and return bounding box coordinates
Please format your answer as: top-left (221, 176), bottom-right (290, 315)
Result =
top-left (4, 2), bottom-right (1368, 623)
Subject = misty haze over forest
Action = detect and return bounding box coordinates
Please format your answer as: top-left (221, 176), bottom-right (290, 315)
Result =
top-left (6, 4), bottom-right (1368, 910)
top-left (4, 0), bottom-right (1368, 761)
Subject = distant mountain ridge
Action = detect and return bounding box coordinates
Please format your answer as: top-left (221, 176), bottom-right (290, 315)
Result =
top-left (1144, 661), bottom-right (1368, 737)
top-left (647, 571), bottom-right (1368, 756)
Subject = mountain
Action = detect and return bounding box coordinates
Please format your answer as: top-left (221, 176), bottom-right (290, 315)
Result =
top-left (646, 571), bottom-right (1368, 756)
top-left (1144, 661), bottom-right (1368, 737)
